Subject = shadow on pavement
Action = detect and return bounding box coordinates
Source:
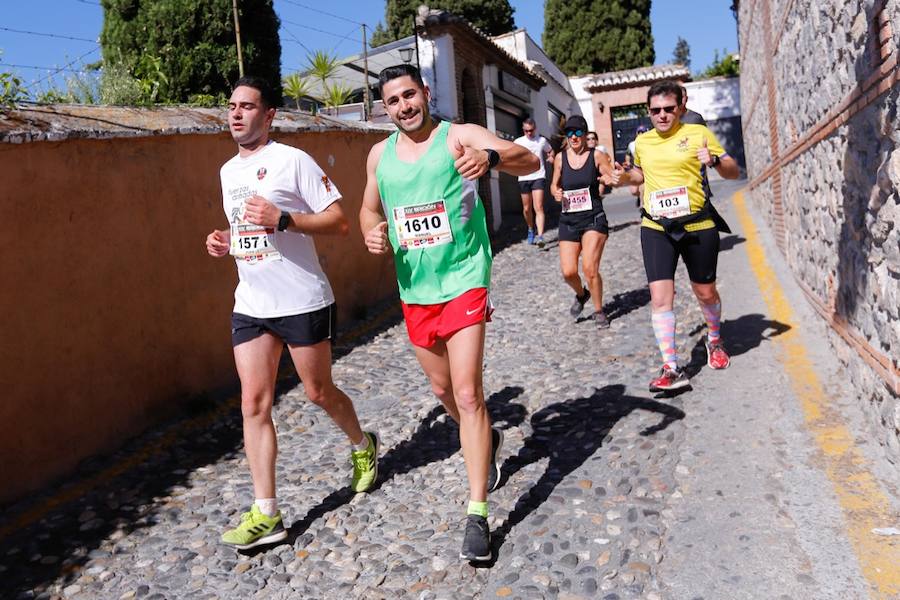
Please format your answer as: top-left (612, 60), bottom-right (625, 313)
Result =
top-left (0, 302), bottom-right (411, 598)
top-left (366, 386), bottom-right (527, 495)
top-left (602, 286), bottom-right (651, 322)
top-left (719, 234), bottom-right (747, 252)
top-left (483, 384), bottom-right (685, 564)
top-left (685, 313), bottom-right (791, 378)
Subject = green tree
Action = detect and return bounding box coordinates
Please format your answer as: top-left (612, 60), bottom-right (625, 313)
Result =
top-left (698, 49), bottom-right (739, 78)
top-left (543, 0), bottom-right (653, 76)
top-left (370, 0), bottom-right (515, 47)
top-left (672, 36), bottom-right (690, 69)
top-left (100, 0), bottom-right (282, 104)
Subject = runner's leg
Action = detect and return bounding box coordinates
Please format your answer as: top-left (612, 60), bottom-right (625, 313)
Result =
top-left (580, 230), bottom-right (608, 313)
top-left (288, 340), bottom-right (365, 445)
top-left (445, 321), bottom-right (490, 503)
top-left (413, 340), bottom-right (462, 423)
top-left (520, 191), bottom-right (535, 231)
top-left (532, 188), bottom-right (546, 238)
top-left (559, 240), bottom-right (585, 295)
top-left (234, 333), bottom-right (283, 500)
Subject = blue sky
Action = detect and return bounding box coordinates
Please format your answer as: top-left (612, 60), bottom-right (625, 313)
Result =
top-left (0, 1), bottom-right (738, 93)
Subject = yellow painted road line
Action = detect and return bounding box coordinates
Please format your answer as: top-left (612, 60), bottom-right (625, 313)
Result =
top-left (734, 190), bottom-right (900, 598)
top-left (0, 302), bottom-right (401, 542)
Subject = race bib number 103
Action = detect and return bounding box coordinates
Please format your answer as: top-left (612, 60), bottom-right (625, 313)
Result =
top-left (648, 185), bottom-right (691, 219)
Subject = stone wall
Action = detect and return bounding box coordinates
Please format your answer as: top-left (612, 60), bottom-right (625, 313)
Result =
top-left (738, 0), bottom-right (900, 461)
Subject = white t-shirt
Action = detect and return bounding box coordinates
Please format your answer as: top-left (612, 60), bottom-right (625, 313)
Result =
top-left (220, 141), bottom-right (341, 318)
top-left (513, 134), bottom-right (552, 181)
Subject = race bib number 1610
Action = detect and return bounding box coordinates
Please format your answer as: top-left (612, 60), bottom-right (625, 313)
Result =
top-left (394, 200), bottom-right (454, 250)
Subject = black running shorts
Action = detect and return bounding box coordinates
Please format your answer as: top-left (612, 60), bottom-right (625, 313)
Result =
top-left (518, 178), bottom-right (546, 193)
top-left (231, 304), bottom-right (337, 347)
top-left (558, 212), bottom-right (609, 242)
top-left (640, 226), bottom-right (720, 284)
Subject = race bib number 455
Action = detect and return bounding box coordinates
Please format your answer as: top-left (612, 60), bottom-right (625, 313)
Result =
top-left (561, 187), bottom-right (592, 213)
top-left (648, 185), bottom-right (691, 219)
top-left (394, 200), bottom-right (454, 250)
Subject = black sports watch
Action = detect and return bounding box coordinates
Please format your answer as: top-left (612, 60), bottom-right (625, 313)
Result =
top-left (277, 211), bottom-right (291, 231)
top-left (485, 149), bottom-right (501, 169)
top-left (710, 154), bottom-right (721, 168)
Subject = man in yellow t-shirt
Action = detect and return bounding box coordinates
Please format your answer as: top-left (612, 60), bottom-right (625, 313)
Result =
top-left (605, 80), bottom-right (740, 392)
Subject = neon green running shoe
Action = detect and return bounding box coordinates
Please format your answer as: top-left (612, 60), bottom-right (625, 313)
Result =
top-left (350, 431), bottom-right (379, 492)
top-left (221, 505), bottom-right (287, 550)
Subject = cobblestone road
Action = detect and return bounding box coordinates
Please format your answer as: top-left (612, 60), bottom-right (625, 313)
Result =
top-left (3, 180), bottom-right (894, 599)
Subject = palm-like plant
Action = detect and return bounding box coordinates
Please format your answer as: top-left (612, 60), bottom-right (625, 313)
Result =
top-left (307, 50), bottom-right (339, 87)
top-left (320, 82), bottom-right (354, 109)
top-left (282, 73), bottom-right (312, 109)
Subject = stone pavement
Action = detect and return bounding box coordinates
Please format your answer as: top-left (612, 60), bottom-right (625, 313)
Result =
top-left (2, 180), bottom-right (896, 599)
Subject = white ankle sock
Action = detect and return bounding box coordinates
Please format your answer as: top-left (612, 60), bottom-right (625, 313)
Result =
top-left (255, 498), bottom-right (278, 517)
top-left (352, 434), bottom-right (370, 452)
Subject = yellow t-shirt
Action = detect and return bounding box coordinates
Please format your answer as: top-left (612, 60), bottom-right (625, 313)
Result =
top-left (634, 123), bottom-right (727, 232)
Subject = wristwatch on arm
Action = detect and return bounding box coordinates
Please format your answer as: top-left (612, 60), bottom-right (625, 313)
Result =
top-left (277, 211), bottom-right (291, 231)
top-left (710, 154), bottom-right (721, 168)
top-left (485, 149), bottom-right (501, 169)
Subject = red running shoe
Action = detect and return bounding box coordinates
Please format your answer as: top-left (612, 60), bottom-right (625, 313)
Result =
top-left (649, 365), bottom-right (690, 392)
top-left (705, 336), bottom-right (731, 369)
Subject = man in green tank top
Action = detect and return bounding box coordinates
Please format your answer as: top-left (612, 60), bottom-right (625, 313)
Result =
top-left (360, 64), bottom-right (538, 561)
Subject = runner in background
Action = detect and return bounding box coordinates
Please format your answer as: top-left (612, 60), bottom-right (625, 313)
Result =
top-left (514, 118), bottom-right (554, 247)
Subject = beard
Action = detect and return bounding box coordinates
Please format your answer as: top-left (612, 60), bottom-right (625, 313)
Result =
top-left (393, 106), bottom-right (430, 133)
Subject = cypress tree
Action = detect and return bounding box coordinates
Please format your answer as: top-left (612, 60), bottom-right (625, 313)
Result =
top-left (672, 36), bottom-right (690, 69)
top-left (543, 0), bottom-right (654, 76)
top-left (371, 0), bottom-right (515, 47)
top-left (100, 0), bottom-right (282, 103)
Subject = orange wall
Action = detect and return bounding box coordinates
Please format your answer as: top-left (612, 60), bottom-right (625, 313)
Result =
top-left (0, 129), bottom-right (393, 503)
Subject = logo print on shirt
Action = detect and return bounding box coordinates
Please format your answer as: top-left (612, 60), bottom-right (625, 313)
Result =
top-left (257, 167), bottom-right (267, 180)
top-left (676, 137), bottom-right (690, 151)
top-left (321, 175), bottom-right (332, 192)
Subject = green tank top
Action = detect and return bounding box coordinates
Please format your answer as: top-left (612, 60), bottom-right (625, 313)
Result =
top-left (376, 121), bottom-right (492, 304)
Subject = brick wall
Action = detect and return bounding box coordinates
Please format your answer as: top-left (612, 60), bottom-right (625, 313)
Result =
top-left (739, 0), bottom-right (900, 461)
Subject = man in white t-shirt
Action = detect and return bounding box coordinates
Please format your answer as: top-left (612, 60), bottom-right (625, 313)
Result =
top-left (513, 117), bottom-right (554, 247)
top-left (205, 76), bottom-right (378, 551)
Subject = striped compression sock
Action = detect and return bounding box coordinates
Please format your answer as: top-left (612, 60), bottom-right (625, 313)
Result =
top-left (467, 500), bottom-right (488, 518)
top-left (700, 302), bottom-right (722, 342)
top-left (651, 310), bottom-right (677, 369)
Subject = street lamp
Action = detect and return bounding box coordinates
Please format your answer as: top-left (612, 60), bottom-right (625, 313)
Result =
top-left (399, 47), bottom-right (414, 63)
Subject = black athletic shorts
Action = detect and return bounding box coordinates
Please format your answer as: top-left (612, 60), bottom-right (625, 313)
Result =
top-left (558, 211), bottom-right (609, 242)
top-left (231, 303), bottom-right (337, 347)
top-left (640, 226), bottom-right (720, 284)
top-left (518, 178), bottom-right (546, 193)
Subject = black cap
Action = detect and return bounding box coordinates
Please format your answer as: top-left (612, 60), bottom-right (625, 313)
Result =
top-left (564, 115), bottom-right (588, 131)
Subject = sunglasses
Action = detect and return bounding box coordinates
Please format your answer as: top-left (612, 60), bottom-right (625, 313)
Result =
top-left (649, 105), bottom-right (678, 116)
top-left (565, 129), bottom-right (584, 138)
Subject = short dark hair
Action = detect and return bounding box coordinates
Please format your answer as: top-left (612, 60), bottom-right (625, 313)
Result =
top-left (233, 75), bottom-right (278, 109)
top-left (647, 80), bottom-right (683, 106)
top-left (587, 131), bottom-right (597, 138)
top-left (378, 64), bottom-right (425, 96)
top-left (523, 117), bottom-right (536, 127)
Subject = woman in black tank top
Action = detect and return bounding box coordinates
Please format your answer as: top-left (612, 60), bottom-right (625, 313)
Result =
top-left (550, 115), bottom-right (614, 329)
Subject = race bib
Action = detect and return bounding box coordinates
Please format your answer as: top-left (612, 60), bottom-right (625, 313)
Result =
top-left (394, 200), bottom-right (454, 250)
top-left (562, 187), bottom-right (592, 213)
top-left (649, 185), bottom-right (691, 219)
top-left (230, 222), bottom-right (282, 264)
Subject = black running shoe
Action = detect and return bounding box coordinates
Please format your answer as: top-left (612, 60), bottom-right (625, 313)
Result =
top-left (487, 427), bottom-right (504, 493)
top-left (460, 514), bottom-right (491, 561)
top-left (569, 288), bottom-right (591, 318)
